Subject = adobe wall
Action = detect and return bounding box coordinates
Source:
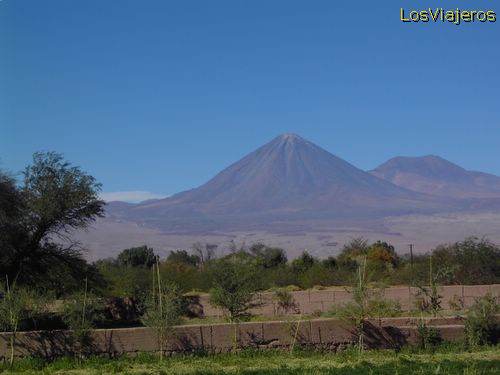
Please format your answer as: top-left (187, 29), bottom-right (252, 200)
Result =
top-left (0, 316), bottom-right (468, 360)
top-left (200, 284), bottom-right (500, 317)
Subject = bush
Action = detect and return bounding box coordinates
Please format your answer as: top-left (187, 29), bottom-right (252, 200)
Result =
top-left (0, 281), bottom-right (45, 365)
top-left (117, 246), bottom-right (156, 268)
top-left (367, 297), bottom-right (402, 318)
top-left (142, 283), bottom-right (183, 359)
top-left (209, 259), bottom-right (259, 322)
top-left (62, 290), bottom-right (103, 359)
top-left (465, 294), bottom-right (499, 347)
top-left (414, 284), bottom-right (442, 317)
top-left (273, 288), bottom-right (299, 315)
top-left (416, 320), bottom-right (442, 349)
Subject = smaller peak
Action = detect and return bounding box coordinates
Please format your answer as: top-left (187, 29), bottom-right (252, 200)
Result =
top-left (388, 155), bottom-right (445, 163)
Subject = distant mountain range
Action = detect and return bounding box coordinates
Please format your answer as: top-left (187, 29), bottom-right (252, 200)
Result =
top-left (77, 133), bottom-right (500, 259)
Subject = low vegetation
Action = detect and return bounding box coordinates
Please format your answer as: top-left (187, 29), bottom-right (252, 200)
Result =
top-left (141, 260), bottom-right (183, 360)
top-left (1, 345), bottom-right (499, 374)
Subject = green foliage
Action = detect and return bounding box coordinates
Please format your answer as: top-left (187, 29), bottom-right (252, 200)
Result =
top-left (142, 284), bottom-right (183, 331)
top-left (273, 288), bottom-right (298, 314)
top-left (297, 263), bottom-right (337, 289)
top-left (167, 250), bottom-right (200, 267)
top-left (0, 279), bottom-right (45, 365)
top-left (322, 256), bottom-right (337, 270)
top-left (448, 294), bottom-right (465, 312)
top-left (0, 172), bottom-right (25, 276)
top-left (249, 243), bottom-right (287, 269)
top-left (141, 264), bottom-right (183, 359)
top-left (2, 345), bottom-right (499, 374)
top-left (465, 294), bottom-right (500, 347)
top-left (192, 242), bottom-right (218, 267)
top-left (414, 285), bottom-right (442, 317)
top-left (291, 251), bottom-right (316, 274)
top-left (117, 246), bottom-right (156, 268)
top-left (416, 320), bottom-right (442, 350)
top-left (159, 261), bottom-right (207, 292)
top-left (432, 237), bottom-right (500, 285)
top-left (366, 295), bottom-right (402, 318)
top-left (333, 258), bottom-right (370, 352)
top-left (337, 238), bottom-right (369, 263)
top-left (0, 153), bottom-right (104, 293)
top-left (209, 259), bottom-right (259, 322)
top-left (61, 281), bottom-right (104, 358)
top-left (96, 260), bottom-right (151, 304)
top-left (414, 255), bottom-right (442, 317)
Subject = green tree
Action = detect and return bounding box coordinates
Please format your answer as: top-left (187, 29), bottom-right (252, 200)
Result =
top-left (337, 237), bottom-right (369, 264)
top-left (117, 246), bottom-right (156, 268)
top-left (0, 153), bottom-right (105, 291)
top-left (249, 243), bottom-right (287, 269)
top-left (166, 250), bottom-right (200, 267)
top-left (96, 260), bottom-right (151, 304)
top-left (209, 259), bottom-right (259, 322)
top-left (433, 237), bottom-right (500, 284)
top-left (291, 251), bottom-right (316, 274)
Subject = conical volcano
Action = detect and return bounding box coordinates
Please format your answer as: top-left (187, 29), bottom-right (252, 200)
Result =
top-left (108, 134), bottom-right (451, 231)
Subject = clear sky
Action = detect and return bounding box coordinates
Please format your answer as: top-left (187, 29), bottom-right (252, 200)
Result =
top-left (1, 1), bottom-right (499, 202)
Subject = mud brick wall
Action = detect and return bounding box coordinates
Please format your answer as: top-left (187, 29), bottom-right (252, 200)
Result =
top-left (0, 316), bottom-right (470, 360)
top-left (198, 284), bottom-right (500, 317)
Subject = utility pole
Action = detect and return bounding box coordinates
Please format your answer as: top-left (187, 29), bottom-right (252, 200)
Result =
top-left (408, 244), bottom-right (414, 311)
top-left (409, 243), bottom-right (414, 286)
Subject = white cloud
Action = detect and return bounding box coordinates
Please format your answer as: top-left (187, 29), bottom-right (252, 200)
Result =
top-left (100, 191), bottom-right (167, 203)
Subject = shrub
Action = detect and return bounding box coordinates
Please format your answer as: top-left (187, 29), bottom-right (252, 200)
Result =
top-left (416, 320), bottom-right (442, 350)
top-left (0, 279), bottom-right (44, 365)
top-left (414, 285), bottom-right (442, 317)
top-left (448, 294), bottom-right (465, 312)
top-left (141, 261), bottom-right (183, 360)
top-left (142, 286), bottom-right (183, 359)
top-left (334, 257), bottom-right (370, 352)
top-left (367, 297), bottom-right (402, 318)
top-left (209, 259), bottom-right (259, 322)
top-left (464, 294), bottom-right (499, 347)
top-left (61, 280), bottom-right (103, 359)
top-left (273, 288), bottom-right (298, 315)
top-left (414, 256), bottom-right (442, 317)
top-left (117, 246), bottom-right (156, 268)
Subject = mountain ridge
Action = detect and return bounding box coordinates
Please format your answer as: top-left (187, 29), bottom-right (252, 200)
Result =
top-left (370, 155), bottom-right (500, 198)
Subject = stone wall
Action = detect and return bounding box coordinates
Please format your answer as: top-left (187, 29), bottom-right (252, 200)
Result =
top-left (0, 316), bottom-right (469, 360)
top-left (200, 284), bottom-right (500, 317)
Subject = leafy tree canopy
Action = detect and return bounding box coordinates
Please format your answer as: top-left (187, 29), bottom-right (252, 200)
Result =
top-left (166, 250), bottom-right (200, 267)
top-left (117, 246), bottom-right (156, 268)
top-left (249, 243), bottom-right (287, 269)
top-left (0, 152), bottom-right (105, 293)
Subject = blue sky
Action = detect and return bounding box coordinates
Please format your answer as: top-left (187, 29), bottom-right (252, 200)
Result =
top-left (1, 1), bottom-right (499, 202)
